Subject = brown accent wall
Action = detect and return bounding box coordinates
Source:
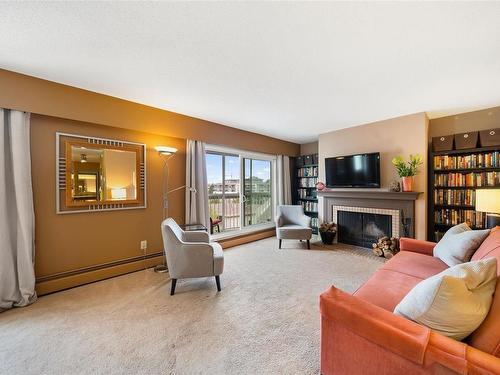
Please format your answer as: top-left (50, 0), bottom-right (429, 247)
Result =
top-left (429, 106), bottom-right (500, 139)
top-left (0, 69), bottom-right (299, 295)
top-left (0, 69), bottom-right (299, 156)
top-left (318, 113), bottom-right (429, 240)
top-left (31, 115), bottom-right (186, 293)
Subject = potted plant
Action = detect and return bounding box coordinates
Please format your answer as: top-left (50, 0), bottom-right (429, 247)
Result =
top-left (319, 222), bottom-right (337, 245)
top-left (391, 154), bottom-right (423, 192)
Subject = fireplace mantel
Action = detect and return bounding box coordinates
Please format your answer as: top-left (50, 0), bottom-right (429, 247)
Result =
top-left (317, 189), bottom-right (421, 201)
top-left (318, 189), bottom-right (422, 238)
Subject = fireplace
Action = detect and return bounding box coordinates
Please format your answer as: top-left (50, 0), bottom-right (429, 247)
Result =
top-left (338, 210), bottom-right (392, 248)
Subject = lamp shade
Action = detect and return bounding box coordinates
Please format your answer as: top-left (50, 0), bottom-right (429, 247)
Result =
top-left (155, 146), bottom-right (177, 155)
top-left (475, 189), bottom-right (500, 214)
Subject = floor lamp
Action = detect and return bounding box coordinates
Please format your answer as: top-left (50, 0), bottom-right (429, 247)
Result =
top-left (153, 146), bottom-right (179, 273)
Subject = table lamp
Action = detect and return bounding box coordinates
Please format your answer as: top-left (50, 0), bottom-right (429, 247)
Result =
top-left (475, 189), bottom-right (500, 229)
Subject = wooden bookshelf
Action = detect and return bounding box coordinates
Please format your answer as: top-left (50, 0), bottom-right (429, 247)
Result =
top-left (428, 142), bottom-right (500, 241)
top-left (293, 154), bottom-right (319, 234)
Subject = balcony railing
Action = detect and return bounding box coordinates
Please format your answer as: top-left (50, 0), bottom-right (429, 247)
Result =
top-left (208, 192), bottom-right (272, 233)
top-left (209, 193), bottom-right (241, 232)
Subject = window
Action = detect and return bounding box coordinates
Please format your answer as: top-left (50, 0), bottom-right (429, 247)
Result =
top-left (206, 146), bottom-right (276, 235)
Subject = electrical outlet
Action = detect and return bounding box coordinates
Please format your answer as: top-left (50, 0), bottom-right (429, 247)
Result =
top-left (140, 240), bottom-right (147, 250)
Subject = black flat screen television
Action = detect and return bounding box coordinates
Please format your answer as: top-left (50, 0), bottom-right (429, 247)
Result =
top-left (325, 152), bottom-right (380, 188)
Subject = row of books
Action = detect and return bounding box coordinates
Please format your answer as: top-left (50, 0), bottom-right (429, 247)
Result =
top-left (297, 166), bottom-right (318, 177)
top-left (311, 217), bottom-right (319, 229)
top-left (434, 172), bottom-right (499, 187)
top-left (298, 177), bottom-right (318, 188)
top-left (434, 189), bottom-right (475, 206)
top-left (298, 189), bottom-right (317, 199)
top-left (300, 201), bottom-right (318, 212)
top-left (434, 209), bottom-right (486, 228)
top-left (433, 152), bottom-right (499, 170)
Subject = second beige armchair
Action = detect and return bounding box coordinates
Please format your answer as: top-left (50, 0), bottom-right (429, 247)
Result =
top-left (276, 205), bottom-right (312, 249)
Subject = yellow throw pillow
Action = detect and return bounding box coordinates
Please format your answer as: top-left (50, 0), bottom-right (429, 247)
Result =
top-left (394, 257), bottom-right (497, 340)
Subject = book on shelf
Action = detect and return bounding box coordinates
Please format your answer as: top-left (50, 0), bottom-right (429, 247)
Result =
top-left (297, 166), bottom-right (318, 177)
top-left (434, 189), bottom-right (475, 206)
top-left (434, 171), bottom-right (499, 187)
top-left (298, 177), bottom-right (318, 187)
top-left (434, 209), bottom-right (486, 228)
top-left (433, 152), bottom-right (499, 170)
top-left (300, 201), bottom-right (318, 212)
top-left (311, 217), bottom-right (319, 229)
top-left (298, 189), bottom-right (317, 199)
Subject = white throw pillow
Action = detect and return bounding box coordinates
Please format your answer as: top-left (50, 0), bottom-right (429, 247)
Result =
top-left (394, 257), bottom-right (497, 340)
top-left (433, 222), bottom-right (490, 266)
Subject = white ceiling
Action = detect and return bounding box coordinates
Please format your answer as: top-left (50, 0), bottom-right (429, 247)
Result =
top-left (2, 2), bottom-right (500, 143)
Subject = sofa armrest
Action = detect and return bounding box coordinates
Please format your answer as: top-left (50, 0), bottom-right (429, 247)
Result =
top-left (320, 286), bottom-right (431, 365)
top-left (320, 286), bottom-right (482, 374)
top-left (399, 237), bottom-right (436, 256)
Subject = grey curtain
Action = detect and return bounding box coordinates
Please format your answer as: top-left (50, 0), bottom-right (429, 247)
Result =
top-left (0, 109), bottom-right (36, 312)
top-left (277, 155), bottom-right (292, 205)
top-left (185, 139), bottom-right (210, 229)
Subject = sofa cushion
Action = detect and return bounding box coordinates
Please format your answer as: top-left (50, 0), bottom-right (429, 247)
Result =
top-left (433, 222), bottom-right (490, 267)
top-left (381, 251), bottom-right (448, 280)
top-left (467, 278), bottom-right (500, 357)
top-left (394, 258), bottom-right (497, 341)
top-left (468, 226), bottom-right (500, 357)
top-left (471, 226), bottom-right (500, 274)
top-left (354, 269), bottom-right (424, 312)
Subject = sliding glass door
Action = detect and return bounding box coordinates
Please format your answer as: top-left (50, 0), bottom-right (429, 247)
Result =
top-left (206, 152), bottom-right (241, 232)
top-left (243, 158), bottom-right (272, 227)
top-left (206, 147), bottom-right (275, 234)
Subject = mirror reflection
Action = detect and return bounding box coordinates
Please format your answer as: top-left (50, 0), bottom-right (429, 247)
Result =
top-left (70, 146), bottom-right (137, 203)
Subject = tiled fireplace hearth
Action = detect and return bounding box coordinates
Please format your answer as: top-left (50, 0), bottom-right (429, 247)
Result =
top-left (318, 189), bottom-right (420, 241)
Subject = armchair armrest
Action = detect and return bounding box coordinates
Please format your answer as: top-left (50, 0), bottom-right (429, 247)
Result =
top-left (299, 214), bottom-right (312, 228)
top-left (183, 230), bottom-right (209, 243)
top-left (275, 215), bottom-right (284, 227)
top-left (399, 237), bottom-right (436, 256)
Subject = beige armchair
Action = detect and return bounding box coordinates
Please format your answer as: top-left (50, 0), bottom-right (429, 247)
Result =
top-left (276, 205), bottom-right (312, 249)
top-left (161, 218), bottom-right (224, 295)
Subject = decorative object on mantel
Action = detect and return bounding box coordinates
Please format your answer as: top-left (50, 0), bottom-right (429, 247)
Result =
top-left (372, 236), bottom-right (399, 259)
top-left (319, 222), bottom-right (337, 245)
top-left (316, 181), bottom-right (325, 191)
top-left (391, 154), bottom-right (423, 192)
top-left (389, 180), bottom-right (401, 192)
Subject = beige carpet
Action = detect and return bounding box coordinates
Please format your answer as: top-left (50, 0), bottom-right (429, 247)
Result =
top-left (0, 237), bottom-right (385, 375)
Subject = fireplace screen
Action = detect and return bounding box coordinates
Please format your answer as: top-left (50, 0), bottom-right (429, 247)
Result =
top-left (337, 211), bottom-right (392, 248)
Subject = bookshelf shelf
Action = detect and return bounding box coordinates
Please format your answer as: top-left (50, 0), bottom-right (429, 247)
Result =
top-left (432, 145), bottom-right (500, 156)
top-left (428, 142), bottom-right (499, 241)
top-left (434, 167), bottom-right (498, 173)
top-left (434, 185), bottom-right (500, 189)
top-left (293, 154), bottom-right (319, 234)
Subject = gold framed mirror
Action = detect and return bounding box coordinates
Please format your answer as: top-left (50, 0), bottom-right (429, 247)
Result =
top-left (56, 133), bottom-right (146, 213)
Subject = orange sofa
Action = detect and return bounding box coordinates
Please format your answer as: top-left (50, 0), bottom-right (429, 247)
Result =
top-left (320, 227), bottom-right (500, 375)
